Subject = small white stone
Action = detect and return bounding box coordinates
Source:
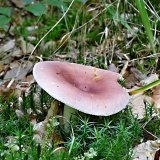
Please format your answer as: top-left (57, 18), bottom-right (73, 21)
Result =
top-left (27, 36), bottom-right (36, 41)
top-left (15, 109), bottom-right (24, 118)
top-left (26, 26), bottom-right (38, 32)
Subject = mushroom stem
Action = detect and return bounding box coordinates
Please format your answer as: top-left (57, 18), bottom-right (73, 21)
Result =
top-left (45, 100), bottom-right (77, 131)
top-left (63, 105), bottom-right (77, 131)
top-left (128, 79), bottom-right (160, 95)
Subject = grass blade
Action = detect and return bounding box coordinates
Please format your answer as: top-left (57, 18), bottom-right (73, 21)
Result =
top-left (135, 0), bottom-right (156, 54)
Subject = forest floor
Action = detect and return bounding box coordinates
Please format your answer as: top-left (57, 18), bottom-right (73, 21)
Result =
top-left (0, 0), bottom-right (160, 159)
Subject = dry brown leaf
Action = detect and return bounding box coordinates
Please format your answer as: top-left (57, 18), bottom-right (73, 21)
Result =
top-left (108, 63), bottom-right (119, 73)
top-left (33, 121), bottom-right (46, 143)
top-left (25, 74), bottom-right (34, 84)
top-left (0, 32), bottom-right (5, 38)
top-left (43, 41), bottom-right (56, 51)
top-left (4, 61), bottom-right (33, 80)
top-left (14, 74), bottom-right (34, 98)
top-left (124, 67), bottom-right (147, 88)
top-left (32, 100), bottom-right (64, 144)
top-left (125, 74), bottom-right (139, 88)
top-left (0, 62), bottom-right (4, 73)
top-left (12, 48), bottom-right (23, 58)
top-left (141, 74), bottom-right (159, 85)
top-left (2, 53), bottom-right (14, 64)
top-left (11, 0), bottom-right (25, 8)
top-left (152, 84), bottom-right (160, 113)
top-left (0, 80), bottom-right (17, 97)
top-left (129, 74), bottom-right (159, 119)
top-left (0, 39), bottom-right (15, 53)
top-left (133, 140), bottom-right (160, 160)
top-left (32, 118), bottom-right (63, 145)
top-left (45, 100), bottom-right (62, 121)
top-left (130, 67), bottom-right (147, 80)
top-left (129, 92), bottom-right (152, 119)
top-left (51, 130), bottom-right (64, 146)
top-left (16, 82), bottom-right (32, 96)
top-left (19, 37), bottom-right (35, 54)
top-left (10, 61), bottom-right (21, 69)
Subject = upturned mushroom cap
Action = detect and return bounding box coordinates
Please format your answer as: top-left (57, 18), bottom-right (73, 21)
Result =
top-left (33, 61), bottom-right (129, 116)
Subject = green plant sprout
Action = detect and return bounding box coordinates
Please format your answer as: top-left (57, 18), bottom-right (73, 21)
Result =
top-left (129, 79), bottom-right (160, 95)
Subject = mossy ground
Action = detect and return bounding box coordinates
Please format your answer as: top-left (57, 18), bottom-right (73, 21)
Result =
top-left (0, 1), bottom-right (160, 159)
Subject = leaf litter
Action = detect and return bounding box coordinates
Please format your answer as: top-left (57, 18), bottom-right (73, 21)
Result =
top-left (0, 1), bottom-right (160, 158)
top-left (128, 74), bottom-right (159, 119)
top-left (1, 35), bottom-right (160, 158)
top-left (133, 140), bottom-right (160, 160)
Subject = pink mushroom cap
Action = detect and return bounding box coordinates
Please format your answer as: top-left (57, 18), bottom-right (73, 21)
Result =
top-left (33, 61), bottom-right (129, 116)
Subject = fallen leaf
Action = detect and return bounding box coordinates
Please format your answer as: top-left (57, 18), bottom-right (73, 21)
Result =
top-left (0, 64), bottom-right (8, 77)
top-left (0, 39), bottom-right (15, 53)
top-left (16, 81), bottom-right (32, 96)
top-left (130, 67), bottom-right (147, 80)
top-left (141, 74), bottom-right (159, 85)
top-left (152, 84), bottom-right (160, 113)
top-left (0, 62), bottom-right (4, 73)
top-left (33, 134), bottom-right (43, 144)
top-left (133, 140), bottom-right (160, 160)
top-left (154, 149), bottom-right (160, 160)
top-left (108, 63), bottom-right (119, 73)
top-left (129, 91), bottom-right (152, 119)
top-left (129, 74), bottom-right (159, 119)
top-left (4, 61), bottom-right (33, 80)
top-left (25, 74), bottom-right (34, 84)
top-left (0, 32), bottom-right (5, 38)
top-left (33, 121), bottom-right (46, 143)
top-left (15, 74), bottom-right (35, 97)
top-left (11, 48), bottom-right (23, 58)
top-left (11, 0), bottom-right (25, 8)
top-left (125, 74), bottom-right (139, 88)
top-left (32, 100), bottom-right (64, 145)
top-left (0, 80), bottom-right (17, 97)
top-left (5, 136), bottom-right (20, 151)
top-left (42, 41), bottom-right (56, 51)
top-left (45, 100), bottom-right (61, 121)
top-left (51, 130), bottom-right (64, 146)
top-left (10, 61), bottom-right (20, 69)
top-left (2, 53), bottom-right (14, 64)
top-left (19, 37), bottom-right (35, 54)
top-left (124, 67), bottom-right (147, 88)
top-left (33, 121), bottom-right (46, 136)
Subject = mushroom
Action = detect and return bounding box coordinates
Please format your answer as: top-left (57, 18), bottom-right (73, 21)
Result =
top-left (33, 61), bottom-right (129, 121)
